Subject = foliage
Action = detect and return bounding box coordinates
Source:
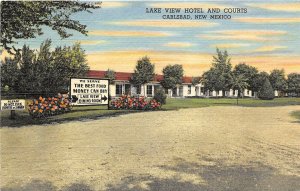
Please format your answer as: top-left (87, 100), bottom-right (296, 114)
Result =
top-left (258, 78), bottom-right (275, 100)
top-left (161, 64), bottom-right (184, 89)
top-left (233, 63), bottom-right (258, 91)
top-left (230, 74), bottom-right (249, 104)
top-left (230, 74), bottom-right (249, 93)
top-left (203, 48), bottom-right (232, 95)
top-left (1, 1), bottom-right (100, 54)
top-left (154, 87), bottom-right (167, 105)
top-left (104, 69), bottom-right (116, 84)
top-left (1, 40), bottom-right (89, 94)
top-left (110, 95), bottom-right (161, 110)
top-left (131, 56), bottom-right (155, 86)
top-left (0, 57), bottom-right (20, 92)
top-left (192, 77), bottom-right (201, 86)
top-left (252, 72), bottom-right (270, 93)
top-left (269, 69), bottom-right (287, 94)
top-left (287, 73), bottom-right (300, 96)
top-left (28, 94), bottom-right (72, 118)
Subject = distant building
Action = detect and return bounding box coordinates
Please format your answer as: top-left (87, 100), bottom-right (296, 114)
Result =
top-left (88, 70), bottom-right (273, 98)
top-left (88, 70), bottom-right (200, 98)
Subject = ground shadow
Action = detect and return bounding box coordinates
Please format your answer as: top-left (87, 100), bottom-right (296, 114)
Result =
top-left (1, 180), bottom-right (95, 191)
top-left (2, 158), bottom-right (300, 191)
top-left (1, 110), bottom-right (135, 128)
top-left (106, 157), bottom-right (300, 191)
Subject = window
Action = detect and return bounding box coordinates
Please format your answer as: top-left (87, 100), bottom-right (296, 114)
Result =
top-left (154, 85), bottom-right (160, 92)
top-left (188, 85), bottom-right (192, 94)
top-left (147, 85), bottom-right (153, 96)
top-left (116, 84), bottom-right (122, 95)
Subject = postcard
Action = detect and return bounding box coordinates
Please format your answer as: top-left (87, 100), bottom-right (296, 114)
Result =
top-left (1, 1), bottom-right (300, 190)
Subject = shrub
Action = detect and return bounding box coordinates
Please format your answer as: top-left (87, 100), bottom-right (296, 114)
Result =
top-left (110, 95), bottom-right (161, 110)
top-left (258, 78), bottom-right (275, 100)
top-left (154, 88), bottom-right (167, 105)
top-left (28, 94), bottom-right (72, 118)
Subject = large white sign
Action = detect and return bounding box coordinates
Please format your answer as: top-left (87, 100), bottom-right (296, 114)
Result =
top-left (1, 99), bottom-right (26, 110)
top-left (70, 78), bottom-right (109, 105)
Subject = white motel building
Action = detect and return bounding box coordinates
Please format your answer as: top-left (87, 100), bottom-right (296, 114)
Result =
top-left (88, 70), bottom-right (278, 98)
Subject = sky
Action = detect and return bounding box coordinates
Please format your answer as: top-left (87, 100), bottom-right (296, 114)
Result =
top-left (3, 0), bottom-right (300, 76)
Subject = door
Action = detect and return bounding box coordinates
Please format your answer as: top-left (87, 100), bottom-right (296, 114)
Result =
top-left (179, 86), bottom-right (183, 97)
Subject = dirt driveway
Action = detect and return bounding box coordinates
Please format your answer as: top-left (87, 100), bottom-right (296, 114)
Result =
top-left (1, 106), bottom-right (300, 191)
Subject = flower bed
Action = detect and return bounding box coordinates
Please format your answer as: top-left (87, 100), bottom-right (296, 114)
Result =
top-left (110, 95), bottom-right (161, 110)
top-left (28, 94), bottom-right (72, 118)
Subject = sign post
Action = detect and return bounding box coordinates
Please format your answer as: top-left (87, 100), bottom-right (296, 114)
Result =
top-left (1, 99), bottom-right (26, 120)
top-left (70, 78), bottom-right (110, 108)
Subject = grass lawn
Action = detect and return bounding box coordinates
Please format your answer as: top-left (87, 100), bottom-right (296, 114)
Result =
top-left (1, 98), bottom-right (300, 127)
top-left (163, 97), bottom-right (300, 110)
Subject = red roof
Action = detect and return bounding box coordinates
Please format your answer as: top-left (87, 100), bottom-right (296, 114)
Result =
top-left (88, 70), bottom-right (193, 84)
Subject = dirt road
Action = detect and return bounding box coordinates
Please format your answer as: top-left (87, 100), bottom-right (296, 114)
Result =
top-left (1, 106), bottom-right (300, 191)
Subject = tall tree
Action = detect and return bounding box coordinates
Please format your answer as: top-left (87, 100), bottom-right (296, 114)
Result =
top-left (104, 69), bottom-right (116, 84)
top-left (17, 45), bottom-right (38, 93)
top-left (203, 48), bottom-right (232, 96)
top-left (1, 1), bottom-right (100, 53)
top-left (191, 77), bottom-right (201, 86)
top-left (230, 74), bottom-right (249, 104)
top-left (269, 69), bottom-right (287, 96)
top-left (233, 63), bottom-right (258, 92)
top-left (0, 56), bottom-right (20, 92)
top-left (287, 73), bottom-right (300, 96)
top-left (202, 68), bottom-right (218, 93)
top-left (51, 42), bottom-right (89, 93)
top-left (131, 56), bottom-right (155, 95)
top-left (252, 72), bottom-right (270, 97)
top-left (161, 64), bottom-right (184, 90)
top-left (1, 40), bottom-right (89, 95)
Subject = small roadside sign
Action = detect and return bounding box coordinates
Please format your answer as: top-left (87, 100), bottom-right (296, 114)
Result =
top-left (1, 99), bottom-right (26, 110)
top-left (1, 99), bottom-right (26, 120)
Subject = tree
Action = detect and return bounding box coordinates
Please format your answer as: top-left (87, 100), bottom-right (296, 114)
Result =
top-left (258, 78), bottom-right (275, 100)
top-left (233, 63), bottom-right (258, 93)
top-left (131, 56), bottom-right (155, 95)
top-left (230, 74), bottom-right (249, 105)
top-left (1, 1), bottom-right (100, 54)
top-left (192, 77), bottom-right (201, 86)
top-left (202, 68), bottom-right (217, 94)
top-left (1, 57), bottom-right (20, 93)
top-left (51, 42), bottom-right (89, 93)
top-left (105, 69), bottom-right (116, 84)
top-left (269, 69), bottom-right (287, 96)
top-left (161, 64), bottom-right (184, 90)
top-left (252, 72), bottom-right (270, 97)
top-left (287, 73), bottom-right (300, 96)
top-left (17, 45), bottom-right (38, 93)
top-left (203, 48), bottom-right (232, 96)
top-left (1, 40), bottom-right (89, 95)
top-left (154, 87), bottom-right (167, 105)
